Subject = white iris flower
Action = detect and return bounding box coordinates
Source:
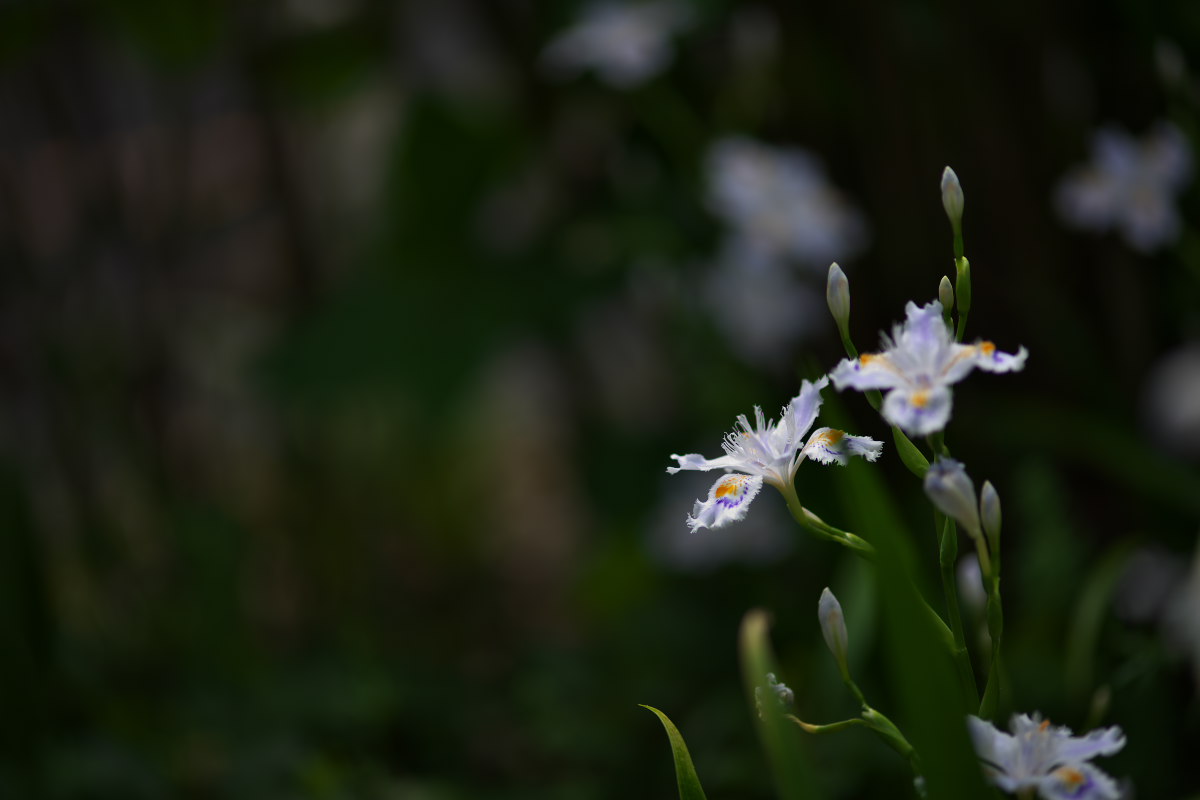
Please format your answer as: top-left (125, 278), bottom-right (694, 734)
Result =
top-left (829, 300), bottom-right (1027, 436)
top-left (540, 1), bottom-right (691, 88)
top-left (667, 377), bottom-right (882, 531)
top-left (1055, 122), bottom-right (1192, 253)
top-left (968, 714), bottom-right (1126, 800)
top-left (706, 137), bottom-right (868, 267)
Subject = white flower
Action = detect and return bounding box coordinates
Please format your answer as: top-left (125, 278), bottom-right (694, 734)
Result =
top-left (540, 1), bottom-right (691, 88)
top-left (1055, 122), bottom-right (1192, 253)
top-left (703, 236), bottom-right (823, 367)
top-left (829, 300), bottom-right (1027, 436)
top-left (666, 377), bottom-right (882, 531)
top-left (706, 137), bottom-right (868, 267)
top-left (968, 713), bottom-right (1126, 800)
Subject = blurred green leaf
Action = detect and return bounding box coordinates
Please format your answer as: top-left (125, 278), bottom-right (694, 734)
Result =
top-left (836, 458), bottom-right (991, 800)
top-left (639, 705), bottom-right (709, 800)
top-left (739, 609), bottom-right (822, 800)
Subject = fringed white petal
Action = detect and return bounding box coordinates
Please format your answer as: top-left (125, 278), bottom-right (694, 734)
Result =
top-left (685, 474), bottom-right (764, 532)
top-left (882, 386), bottom-right (953, 436)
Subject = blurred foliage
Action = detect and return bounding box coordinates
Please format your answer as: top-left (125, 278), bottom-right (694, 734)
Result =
top-left (1, 0), bottom-right (1199, 798)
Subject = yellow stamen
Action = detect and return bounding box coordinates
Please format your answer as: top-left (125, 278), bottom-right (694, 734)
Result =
top-left (1055, 767), bottom-right (1086, 788)
top-left (980, 341), bottom-right (996, 357)
top-left (910, 391), bottom-right (930, 408)
top-left (859, 353), bottom-right (877, 365)
top-left (714, 476), bottom-right (746, 498)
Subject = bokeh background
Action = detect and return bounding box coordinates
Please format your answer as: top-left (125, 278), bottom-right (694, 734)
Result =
top-left (2, 1), bottom-right (1200, 797)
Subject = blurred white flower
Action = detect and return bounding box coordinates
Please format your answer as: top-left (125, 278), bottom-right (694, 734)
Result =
top-left (1055, 122), bottom-right (1192, 253)
top-left (968, 713), bottom-right (1126, 799)
top-left (541, 1), bottom-right (692, 88)
top-left (703, 237), bottom-right (824, 367)
top-left (1163, 539), bottom-right (1200, 691)
top-left (707, 136), bottom-right (868, 267)
top-left (1141, 341), bottom-right (1200, 459)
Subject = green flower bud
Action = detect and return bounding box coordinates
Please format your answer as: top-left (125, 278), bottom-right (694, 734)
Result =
top-left (941, 166), bottom-right (964, 228)
top-left (818, 587), bottom-right (850, 678)
top-left (980, 480), bottom-right (1001, 541)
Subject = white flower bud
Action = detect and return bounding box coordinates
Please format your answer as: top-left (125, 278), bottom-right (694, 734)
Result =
top-left (941, 166), bottom-right (964, 228)
top-left (980, 480), bottom-right (1001, 540)
top-left (826, 262), bottom-right (850, 333)
top-left (923, 458), bottom-right (981, 536)
top-left (818, 587), bottom-right (850, 677)
top-left (938, 275), bottom-right (954, 311)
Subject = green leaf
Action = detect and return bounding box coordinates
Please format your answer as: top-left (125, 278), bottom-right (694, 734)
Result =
top-left (639, 705), bottom-right (709, 800)
top-left (891, 426), bottom-right (930, 478)
top-left (738, 610), bottom-right (822, 800)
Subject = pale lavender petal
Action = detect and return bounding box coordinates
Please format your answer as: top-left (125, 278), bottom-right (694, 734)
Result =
top-left (974, 343), bottom-right (1029, 374)
top-left (882, 386), bottom-right (953, 435)
top-left (667, 452), bottom-right (742, 473)
top-left (1037, 763), bottom-right (1121, 800)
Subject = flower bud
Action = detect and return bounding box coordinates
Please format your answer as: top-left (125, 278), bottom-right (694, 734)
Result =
top-left (938, 275), bottom-right (954, 311)
top-left (980, 480), bottom-right (1001, 541)
top-left (941, 166), bottom-right (964, 229)
top-left (818, 587), bottom-right (850, 678)
top-left (826, 262), bottom-right (851, 335)
top-left (923, 458), bottom-right (981, 536)
top-left (755, 672), bottom-right (794, 718)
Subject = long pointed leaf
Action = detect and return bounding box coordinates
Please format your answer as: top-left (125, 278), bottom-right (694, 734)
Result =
top-left (640, 705), bottom-right (709, 800)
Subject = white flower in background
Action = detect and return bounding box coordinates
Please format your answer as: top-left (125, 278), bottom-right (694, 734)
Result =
top-left (1141, 341), bottom-right (1200, 459)
top-left (829, 300), bottom-right (1027, 436)
top-left (968, 714), bottom-right (1126, 799)
top-left (704, 237), bottom-right (824, 367)
top-left (707, 136), bottom-right (868, 267)
top-left (1055, 122), bottom-right (1192, 253)
top-left (1163, 539), bottom-right (1200, 691)
top-left (666, 377), bottom-right (882, 531)
top-left (540, 1), bottom-right (692, 88)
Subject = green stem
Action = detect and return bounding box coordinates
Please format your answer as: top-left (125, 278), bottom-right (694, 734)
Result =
top-left (937, 514), bottom-right (980, 709)
top-left (779, 483), bottom-right (876, 559)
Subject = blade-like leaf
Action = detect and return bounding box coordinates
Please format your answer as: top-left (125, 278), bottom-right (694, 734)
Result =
top-left (640, 705), bottom-right (709, 800)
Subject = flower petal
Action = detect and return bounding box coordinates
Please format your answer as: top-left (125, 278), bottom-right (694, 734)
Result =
top-left (882, 386), bottom-right (953, 436)
top-left (802, 427), bottom-right (883, 466)
top-left (829, 353), bottom-right (906, 392)
top-left (1037, 763), bottom-right (1121, 800)
top-left (667, 452), bottom-right (742, 474)
top-left (784, 376), bottom-right (829, 443)
top-left (974, 342), bottom-right (1029, 373)
top-left (1054, 724), bottom-right (1126, 763)
top-left (686, 474), bottom-right (764, 532)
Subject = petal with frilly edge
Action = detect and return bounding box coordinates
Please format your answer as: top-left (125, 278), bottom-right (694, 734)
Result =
top-left (882, 386), bottom-right (953, 436)
top-left (801, 427), bottom-right (883, 466)
top-left (1039, 763), bottom-right (1121, 800)
top-left (1055, 724), bottom-right (1126, 763)
top-left (686, 474), bottom-right (763, 532)
top-left (974, 342), bottom-right (1029, 373)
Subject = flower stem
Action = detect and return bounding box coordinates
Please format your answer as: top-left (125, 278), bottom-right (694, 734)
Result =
top-left (779, 483), bottom-right (876, 559)
top-left (937, 513), bottom-right (980, 709)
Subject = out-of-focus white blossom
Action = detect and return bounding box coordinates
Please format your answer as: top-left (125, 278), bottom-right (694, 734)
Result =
top-left (706, 137), bottom-right (868, 267)
top-left (830, 300), bottom-right (1027, 435)
top-left (1141, 341), bottom-right (1200, 459)
top-left (968, 714), bottom-right (1126, 799)
top-left (541, 1), bottom-right (692, 88)
top-left (704, 237), bottom-right (823, 367)
top-left (1055, 122), bottom-right (1192, 253)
